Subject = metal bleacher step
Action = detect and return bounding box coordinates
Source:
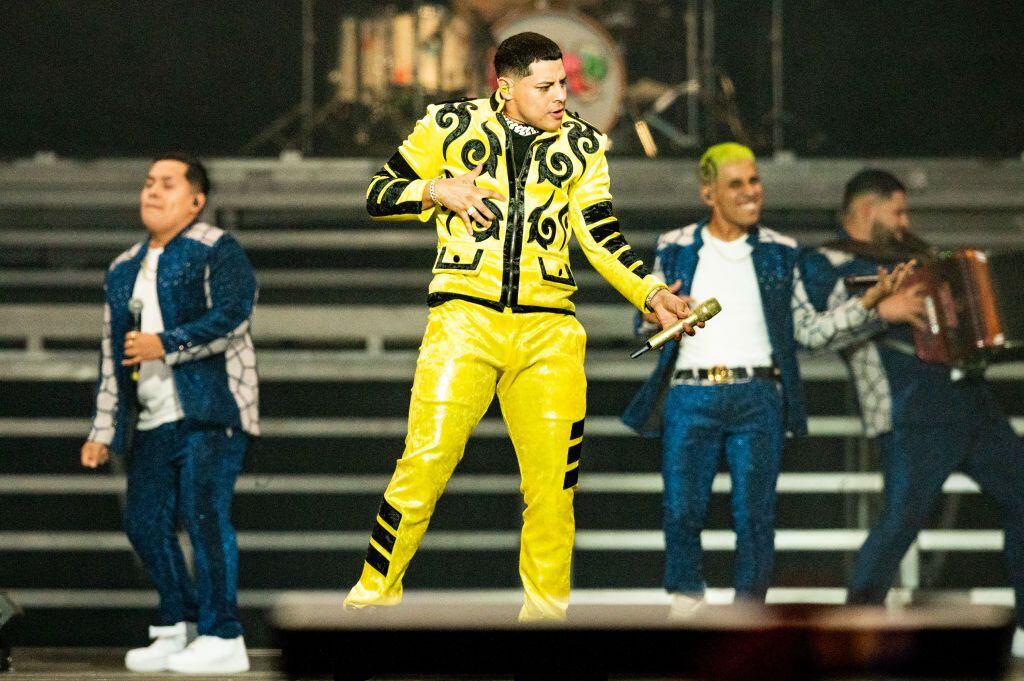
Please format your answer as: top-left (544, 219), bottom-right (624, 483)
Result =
top-left (3, 410), bottom-right (1024, 440)
top-left (0, 528), bottom-right (1004, 553)
top-left (2, 224), bottom-right (1024, 261)
top-left (0, 471), bottom-right (990, 496)
top-left (0, 415), bottom-right (888, 439)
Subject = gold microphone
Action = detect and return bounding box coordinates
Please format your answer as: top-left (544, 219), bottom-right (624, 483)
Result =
top-left (630, 297), bottom-right (722, 359)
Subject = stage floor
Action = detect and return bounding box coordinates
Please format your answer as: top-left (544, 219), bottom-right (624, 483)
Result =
top-left (4, 648), bottom-right (1024, 681)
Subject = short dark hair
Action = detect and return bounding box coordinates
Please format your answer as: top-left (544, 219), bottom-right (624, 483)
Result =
top-left (842, 169), bottom-right (905, 213)
top-left (152, 152), bottom-right (211, 196)
top-left (494, 32), bottom-right (562, 78)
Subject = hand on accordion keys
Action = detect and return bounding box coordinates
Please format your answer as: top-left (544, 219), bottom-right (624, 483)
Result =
top-left (845, 260), bottom-right (928, 330)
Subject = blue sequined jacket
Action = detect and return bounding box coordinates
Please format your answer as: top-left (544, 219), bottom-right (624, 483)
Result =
top-left (88, 222), bottom-right (259, 453)
top-left (622, 220), bottom-right (881, 438)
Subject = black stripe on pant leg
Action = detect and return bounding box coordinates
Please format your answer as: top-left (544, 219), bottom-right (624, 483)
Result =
top-left (570, 418), bottom-right (585, 440)
top-left (378, 499), bottom-right (402, 532)
top-left (366, 542), bottom-right (391, 576)
top-left (563, 466), bottom-right (579, 490)
top-left (371, 522), bottom-right (397, 553)
top-left (567, 442), bottom-right (582, 465)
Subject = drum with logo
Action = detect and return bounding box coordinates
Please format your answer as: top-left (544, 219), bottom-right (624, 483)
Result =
top-left (491, 10), bottom-right (626, 133)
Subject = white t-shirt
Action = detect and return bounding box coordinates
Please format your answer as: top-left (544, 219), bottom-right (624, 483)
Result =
top-left (131, 247), bottom-right (185, 430)
top-left (676, 228), bottom-right (774, 370)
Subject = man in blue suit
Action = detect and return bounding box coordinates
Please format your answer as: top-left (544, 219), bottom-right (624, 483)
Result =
top-left (80, 154), bottom-right (258, 673)
top-left (800, 168), bottom-right (1024, 657)
top-left (624, 143), bottom-right (904, 615)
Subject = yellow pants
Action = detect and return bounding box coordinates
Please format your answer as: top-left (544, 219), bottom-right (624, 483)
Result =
top-left (345, 300), bottom-right (587, 620)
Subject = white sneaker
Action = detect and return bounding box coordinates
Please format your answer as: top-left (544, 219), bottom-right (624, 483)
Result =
top-left (668, 593), bottom-right (705, 620)
top-left (166, 634), bottom-right (250, 674)
top-left (1012, 627), bottom-right (1024, 658)
top-left (124, 622), bottom-right (192, 672)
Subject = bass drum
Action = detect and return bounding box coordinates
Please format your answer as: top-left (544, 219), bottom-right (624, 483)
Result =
top-left (491, 10), bottom-right (625, 134)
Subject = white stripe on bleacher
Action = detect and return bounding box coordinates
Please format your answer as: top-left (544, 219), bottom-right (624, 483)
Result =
top-left (0, 349), bottom-right (870, 381)
top-left (0, 415), bottom-right (862, 438)
top-left (0, 529), bottom-right (1003, 552)
top-left (0, 268), bottom-right (609, 289)
top-left (4, 415), bottom-right (1024, 439)
top-left (0, 229), bottom-right (437, 250)
top-left (5, 226), bottom-right (1024, 250)
top-left (0, 472), bottom-right (984, 495)
top-left (5, 587), bottom-right (1014, 609)
top-left (7, 349), bottom-right (1024, 383)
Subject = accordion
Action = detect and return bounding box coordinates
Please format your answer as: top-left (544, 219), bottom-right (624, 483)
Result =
top-left (901, 249), bottom-right (1024, 366)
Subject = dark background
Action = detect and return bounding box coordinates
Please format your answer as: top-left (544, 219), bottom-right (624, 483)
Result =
top-left (2, 0), bottom-right (1023, 158)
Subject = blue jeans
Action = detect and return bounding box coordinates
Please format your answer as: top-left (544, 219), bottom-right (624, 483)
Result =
top-left (848, 381), bottom-right (1024, 627)
top-left (124, 420), bottom-right (248, 638)
top-left (661, 379), bottom-right (784, 599)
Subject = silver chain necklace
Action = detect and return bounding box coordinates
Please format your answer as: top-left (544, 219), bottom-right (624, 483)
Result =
top-left (502, 113), bottom-right (540, 137)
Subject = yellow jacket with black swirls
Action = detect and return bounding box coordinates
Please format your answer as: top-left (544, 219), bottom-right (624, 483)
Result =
top-left (366, 92), bottom-right (664, 315)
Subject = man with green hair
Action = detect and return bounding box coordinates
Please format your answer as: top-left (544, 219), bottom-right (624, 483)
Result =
top-left (623, 143), bottom-right (906, 615)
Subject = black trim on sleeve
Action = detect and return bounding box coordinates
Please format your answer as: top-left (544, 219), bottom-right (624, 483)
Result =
top-left (581, 201), bottom-right (614, 225)
top-left (589, 219), bottom-right (620, 244)
top-left (386, 151), bottom-right (421, 180)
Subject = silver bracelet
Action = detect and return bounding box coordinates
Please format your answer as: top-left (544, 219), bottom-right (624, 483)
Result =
top-left (428, 178), bottom-right (445, 208)
top-left (644, 286), bottom-right (666, 312)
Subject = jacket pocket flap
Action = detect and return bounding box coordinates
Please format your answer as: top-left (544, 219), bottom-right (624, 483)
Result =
top-left (537, 255), bottom-right (576, 289)
top-left (433, 245), bottom-right (485, 275)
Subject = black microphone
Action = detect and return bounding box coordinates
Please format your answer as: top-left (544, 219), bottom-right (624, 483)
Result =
top-left (128, 298), bottom-right (143, 381)
top-left (844, 274), bottom-right (879, 288)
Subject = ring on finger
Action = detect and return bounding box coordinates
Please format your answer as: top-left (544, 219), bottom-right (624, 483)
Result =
top-left (467, 206), bottom-right (477, 216)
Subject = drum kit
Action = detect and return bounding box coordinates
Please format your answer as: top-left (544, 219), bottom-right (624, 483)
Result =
top-left (245, 1), bottom-right (716, 154)
top-left (329, 3), bottom-right (628, 135)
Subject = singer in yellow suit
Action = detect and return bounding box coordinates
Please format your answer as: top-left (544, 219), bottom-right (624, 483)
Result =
top-left (345, 32), bottom-right (694, 620)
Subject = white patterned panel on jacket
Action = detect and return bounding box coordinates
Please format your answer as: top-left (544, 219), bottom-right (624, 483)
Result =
top-left (757, 226), bottom-right (797, 249)
top-left (110, 242), bottom-right (142, 270)
top-left (183, 222), bottom-right (224, 247)
top-left (88, 302), bottom-right (118, 445)
top-left (164, 318), bottom-right (251, 366)
top-left (820, 252), bottom-right (893, 436)
top-left (225, 333), bottom-right (260, 436)
top-left (792, 267), bottom-right (881, 351)
top-left (846, 341), bottom-right (892, 437)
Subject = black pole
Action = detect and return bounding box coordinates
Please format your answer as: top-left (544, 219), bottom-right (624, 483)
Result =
top-left (301, 0), bottom-right (316, 155)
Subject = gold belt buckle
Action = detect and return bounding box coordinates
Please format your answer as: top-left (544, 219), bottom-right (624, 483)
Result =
top-left (708, 365), bottom-right (733, 384)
